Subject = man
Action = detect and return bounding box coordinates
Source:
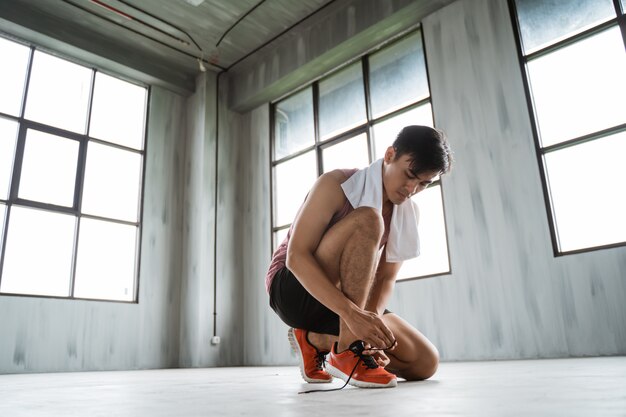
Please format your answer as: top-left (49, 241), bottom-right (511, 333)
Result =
top-left (266, 125), bottom-right (452, 388)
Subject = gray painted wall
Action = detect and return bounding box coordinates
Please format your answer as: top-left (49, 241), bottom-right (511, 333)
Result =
top-left (1, 0), bottom-right (624, 373)
top-left (238, 104), bottom-right (296, 365)
top-left (178, 72), bottom-right (219, 367)
top-left (239, 0), bottom-right (626, 364)
top-left (388, 0), bottom-right (626, 360)
top-left (177, 72), bottom-right (248, 368)
top-left (213, 74), bottom-right (245, 366)
top-left (0, 86), bottom-right (186, 373)
top-left (0, 69), bottom-right (249, 373)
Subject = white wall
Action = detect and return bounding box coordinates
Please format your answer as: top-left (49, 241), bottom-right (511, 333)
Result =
top-left (178, 72), bottom-right (219, 367)
top-left (388, 0), bottom-right (626, 360)
top-left (238, 0), bottom-right (626, 363)
top-left (238, 104), bottom-right (295, 365)
top-left (1, 0), bottom-right (623, 373)
top-left (0, 86), bottom-right (186, 373)
top-left (178, 72), bottom-right (251, 367)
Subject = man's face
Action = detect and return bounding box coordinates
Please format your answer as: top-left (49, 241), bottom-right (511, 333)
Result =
top-left (382, 147), bottom-right (439, 205)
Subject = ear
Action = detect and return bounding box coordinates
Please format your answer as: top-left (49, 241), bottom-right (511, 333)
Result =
top-left (384, 146), bottom-right (395, 163)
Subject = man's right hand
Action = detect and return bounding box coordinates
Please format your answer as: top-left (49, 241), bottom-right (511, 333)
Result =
top-left (344, 307), bottom-right (396, 350)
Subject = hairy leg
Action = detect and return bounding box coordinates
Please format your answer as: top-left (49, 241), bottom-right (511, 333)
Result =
top-left (382, 313), bottom-right (439, 380)
top-left (309, 207), bottom-right (384, 352)
top-left (307, 332), bottom-right (335, 352)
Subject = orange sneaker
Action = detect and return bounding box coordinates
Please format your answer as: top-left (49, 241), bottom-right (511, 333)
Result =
top-left (326, 341), bottom-right (397, 388)
top-left (288, 328), bottom-right (333, 383)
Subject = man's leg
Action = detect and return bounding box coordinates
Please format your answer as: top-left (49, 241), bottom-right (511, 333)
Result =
top-left (383, 313), bottom-right (439, 380)
top-left (308, 312), bottom-right (440, 380)
top-left (301, 205), bottom-right (439, 381)
top-left (308, 206), bottom-right (384, 352)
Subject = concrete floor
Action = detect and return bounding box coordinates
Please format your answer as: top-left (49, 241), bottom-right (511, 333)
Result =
top-left (0, 357), bottom-right (624, 416)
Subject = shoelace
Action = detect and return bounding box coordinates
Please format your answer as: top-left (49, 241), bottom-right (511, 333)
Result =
top-left (315, 351), bottom-right (328, 370)
top-left (299, 340), bottom-right (396, 394)
top-left (359, 353), bottom-right (379, 369)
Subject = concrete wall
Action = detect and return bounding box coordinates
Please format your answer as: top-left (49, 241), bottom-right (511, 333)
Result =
top-left (0, 86), bottom-right (186, 373)
top-left (0, 69), bottom-right (250, 372)
top-left (178, 72), bottom-right (251, 368)
top-left (387, 0), bottom-right (626, 360)
top-left (178, 72), bottom-right (218, 367)
top-left (238, 0), bottom-right (626, 363)
top-left (1, 0), bottom-right (624, 373)
top-left (0, 46), bottom-right (260, 372)
top-left (213, 74), bottom-right (245, 366)
top-left (238, 104), bottom-right (295, 365)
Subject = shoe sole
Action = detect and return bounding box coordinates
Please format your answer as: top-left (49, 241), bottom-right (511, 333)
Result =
top-left (325, 363), bottom-right (397, 388)
top-left (287, 328), bottom-right (332, 384)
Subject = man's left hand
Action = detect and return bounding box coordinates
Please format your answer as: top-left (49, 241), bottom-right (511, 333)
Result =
top-left (363, 344), bottom-right (392, 368)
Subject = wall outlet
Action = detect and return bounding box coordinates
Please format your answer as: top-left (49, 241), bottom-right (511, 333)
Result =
top-left (211, 336), bottom-right (221, 345)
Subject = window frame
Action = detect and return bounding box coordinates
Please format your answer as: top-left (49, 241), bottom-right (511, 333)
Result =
top-left (269, 28), bottom-right (453, 282)
top-left (0, 36), bottom-right (149, 303)
top-left (508, 0), bottom-right (626, 256)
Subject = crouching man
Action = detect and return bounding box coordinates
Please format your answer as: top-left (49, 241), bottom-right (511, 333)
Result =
top-left (266, 125), bottom-right (452, 388)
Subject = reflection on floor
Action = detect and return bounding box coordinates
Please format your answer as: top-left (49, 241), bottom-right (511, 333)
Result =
top-left (1, 357), bottom-right (624, 416)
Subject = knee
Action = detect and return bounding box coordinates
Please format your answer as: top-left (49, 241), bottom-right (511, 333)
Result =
top-left (405, 347), bottom-right (440, 381)
top-left (351, 207), bottom-right (384, 242)
top-left (420, 349), bottom-right (440, 380)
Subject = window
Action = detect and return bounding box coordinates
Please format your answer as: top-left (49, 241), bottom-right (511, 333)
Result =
top-left (0, 35), bottom-right (148, 302)
top-left (271, 30), bottom-right (451, 281)
top-left (511, 0), bottom-right (626, 253)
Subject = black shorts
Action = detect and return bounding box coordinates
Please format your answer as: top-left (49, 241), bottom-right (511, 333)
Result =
top-left (269, 266), bottom-right (390, 336)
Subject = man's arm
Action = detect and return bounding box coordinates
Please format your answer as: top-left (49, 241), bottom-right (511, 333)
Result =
top-left (286, 171), bottom-right (356, 318)
top-left (286, 171), bottom-right (395, 346)
top-left (365, 249), bottom-right (402, 316)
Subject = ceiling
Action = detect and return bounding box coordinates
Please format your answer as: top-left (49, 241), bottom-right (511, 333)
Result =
top-left (0, 0), bottom-right (334, 91)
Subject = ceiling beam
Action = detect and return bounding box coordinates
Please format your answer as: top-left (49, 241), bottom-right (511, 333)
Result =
top-left (0, 1), bottom-right (197, 95)
top-left (227, 0), bottom-right (455, 112)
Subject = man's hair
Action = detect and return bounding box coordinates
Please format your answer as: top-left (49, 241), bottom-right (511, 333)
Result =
top-left (392, 125), bottom-right (453, 176)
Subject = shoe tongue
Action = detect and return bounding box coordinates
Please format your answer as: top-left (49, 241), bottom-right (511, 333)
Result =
top-left (361, 355), bottom-right (379, 369)
top-left (348, 340), bottom-right (379, 369)
top-left (348, 340), bottom-right (366, 356)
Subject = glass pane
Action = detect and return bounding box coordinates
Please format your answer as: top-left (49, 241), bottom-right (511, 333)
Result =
top-left (274, 151), bottom-right (317, 226)
top-left (24, 51), bottom-right (91, 133)
top-left (372, 103), bottom-right (434, 158)
top-left (527, 27), bottom-right (626, 147)
top-left (544, 132), bottom-right (626, 252)
top-left (319, 62), bottom-right (367, 140)
top-left (18, 129), bottom-right (79, 207)
top-left (0, 204), bottom-right (6, 252)
top-left (322, 133), bottom-right (370, 173)
top-left (82, 142), bottom-right (142, 222)
top-left (273, 228), bottom-right (289, 252)
top-left (274, 87), bottom-right (314, 160)
top-left (0, 118), bottom-right (19, 199)
top-left (89, 72), bottom-right (146, 150)
top-left (515, 0), bottom-right (615, 54)
top-left (74, 218), bottom-right (137, 301)
top-left (0, 37), bottom-right (30, 117)
top-left (0, 207), bottom-right (75, 297)
top-left (397, 185), bottom-right (449, 279)
top-left (369, 31), bottom-right (429, 119)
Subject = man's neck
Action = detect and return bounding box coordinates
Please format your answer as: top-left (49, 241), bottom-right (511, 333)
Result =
top-left (382, 200), bottom-right (393, 217)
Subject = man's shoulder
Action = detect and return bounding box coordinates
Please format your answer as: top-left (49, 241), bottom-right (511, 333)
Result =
top-left (309, 170), bottom-right (350, 208)
top-left (323, 169), bottom-right (350, 184)
top-left (322, 168), bottom-right (359, 184)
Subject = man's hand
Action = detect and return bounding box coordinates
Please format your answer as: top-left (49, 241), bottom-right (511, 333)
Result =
top-left (365, 349), bottom-right (392, 368)
top-left (344, 307), bottom-right (397, 350)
